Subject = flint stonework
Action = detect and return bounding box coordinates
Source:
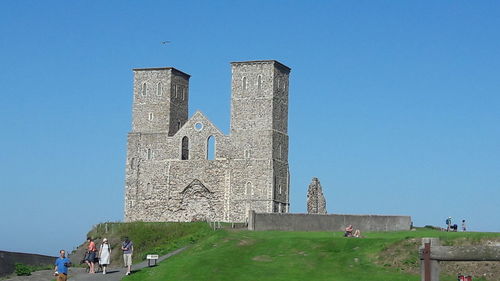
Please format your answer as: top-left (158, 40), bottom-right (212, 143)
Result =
top-left (307, 177), bottom-right (327, 214)
top-left (124, 61), bottom-right (291, 223)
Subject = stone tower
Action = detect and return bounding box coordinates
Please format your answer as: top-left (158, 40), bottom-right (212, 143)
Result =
top-left (307, 177), bottom-right (327, 214)
top-left (124, 60), bottom-right (291, 222)
top-left (230, 61), bottom-right (291, 213)
top-left (131, 68), bottom-right (190, 135)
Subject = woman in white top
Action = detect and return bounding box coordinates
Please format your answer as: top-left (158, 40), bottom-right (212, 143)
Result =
top-left (98, 238), bottom-right (111, 274)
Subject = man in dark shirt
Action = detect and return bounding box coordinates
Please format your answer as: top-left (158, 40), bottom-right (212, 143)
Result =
top-left (121, 237), bottom-right (134, 276)
top-left (54, 250), bottom-right (71, 281)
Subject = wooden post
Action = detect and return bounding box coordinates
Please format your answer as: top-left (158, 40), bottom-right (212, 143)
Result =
top-left (423, 242), bottom-right (431, 281)
top-left (421, 238), bottom-right (441, 281)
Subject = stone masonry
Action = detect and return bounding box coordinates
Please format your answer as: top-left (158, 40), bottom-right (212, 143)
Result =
top-left (124, 60), bottom-right (291, 223)
top-left (307, 177), bottom-right (327, 214)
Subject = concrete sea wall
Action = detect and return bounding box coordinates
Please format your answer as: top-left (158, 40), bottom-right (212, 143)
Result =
top-left (0, 250), bottom-right (56, 277)
top-left (248, 211), bottom-right (412, 232)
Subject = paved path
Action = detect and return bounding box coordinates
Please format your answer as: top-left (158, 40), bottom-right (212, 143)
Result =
top-left (3, 247), bottom-right (188, 281)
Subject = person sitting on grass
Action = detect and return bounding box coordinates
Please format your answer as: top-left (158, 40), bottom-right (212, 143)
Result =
top-left (353, 229), bottom-right (362, 238)
top-left (344, 225), bottom-right (354, 237)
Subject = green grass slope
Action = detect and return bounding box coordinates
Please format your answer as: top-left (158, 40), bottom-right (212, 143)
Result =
top-left (71, 222), bottom-right (212, 266)
top-left (124, 228), bottom-right (500, 281)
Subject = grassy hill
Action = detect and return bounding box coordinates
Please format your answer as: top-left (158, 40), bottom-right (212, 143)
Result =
top-left (70, 222), bottom-right (212, 267)
top-left (121, 227), bottom-right (500, 281)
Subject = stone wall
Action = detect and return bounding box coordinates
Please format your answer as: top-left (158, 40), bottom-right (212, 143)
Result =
top-left (248, 211), bottom-right (412, 232)
top-left (0, 251), bottom-right (56, 277)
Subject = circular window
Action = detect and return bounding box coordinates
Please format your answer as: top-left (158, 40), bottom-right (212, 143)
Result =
top-left (194, 122), bottom-right (203, 131)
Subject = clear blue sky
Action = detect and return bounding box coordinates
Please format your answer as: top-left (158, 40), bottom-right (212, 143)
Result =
top-left (1, 1), bottom-right (499, 256)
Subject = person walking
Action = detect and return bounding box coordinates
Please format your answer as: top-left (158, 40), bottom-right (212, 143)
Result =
top-left (462, 220), bottom-right (467, 232)
top-left (54, 250), bottom-right (71, 281)
top-left (446, 217), bottom-right (452, 232)
top-left (121, 237), bottom-right (133, 276)
top-left (98, 238), bottom-right (111, 274)
top-left (85, 237), bottom-right (97, 274)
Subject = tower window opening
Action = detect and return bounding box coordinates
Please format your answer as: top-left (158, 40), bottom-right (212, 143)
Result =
top-left (245, 182), bottom-right (253, 198)
top-left (177, 121), bottom-right (181, 130)
top-left (147, 148), bottom-right (152, 160)
top-left (257, 75), bottom-right (262, 90)
top-left (181, 136), bottom-right (189, 160)
top-left (182, 86), bottom-right (186, 100)
top-left (242, 76), bottom-right (247, 91)
top-left (148, 112), bottom-right (154, 121)
top-left (174, 84), bottom-right (178, 99)
top-left (157, 82), bottom-right (162, 96)
top-left (142, 82), bottom-right (147, 96)
top-left (207, 135), bottom-right (215, 160)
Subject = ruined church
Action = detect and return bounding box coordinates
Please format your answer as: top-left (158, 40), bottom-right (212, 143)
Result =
top-left (124, 60), bottom-right (290, 222)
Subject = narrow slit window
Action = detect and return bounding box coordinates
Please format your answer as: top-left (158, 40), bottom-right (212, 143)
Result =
top-left (182, 87), bottom-right (186, 101)
top-left (148, 113), bottom-right (154, 121)
top-left (257, 75), bottom-right (262, 90)
top-left (142, 82), bottom-right (147, 96)
top-left (174, 85), bottom-right (178, 99)
top-left (207, 136), bottom-right (215, 160)
top-left (181, 136), bottom-right (189, 160)
top-left (147, 149), bottom-right (152, 160)
top-left (242, 77), bottom-right (247, 91)
top-left (245, 182), bottom-right (253, 198)
top-left (157, 82), bottom-right (162, 96)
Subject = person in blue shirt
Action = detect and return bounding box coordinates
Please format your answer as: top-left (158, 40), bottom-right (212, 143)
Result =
top-left (54, 250), bottom-right (71, 281)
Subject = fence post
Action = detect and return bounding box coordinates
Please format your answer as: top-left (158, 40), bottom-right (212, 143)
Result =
top-left (421, 238), bottom-right (441, 281)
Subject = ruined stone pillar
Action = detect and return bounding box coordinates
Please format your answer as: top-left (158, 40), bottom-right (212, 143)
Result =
top-left (306, 177), bottom-right (327, 214)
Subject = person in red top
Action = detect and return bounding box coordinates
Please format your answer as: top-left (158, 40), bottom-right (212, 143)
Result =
top-left (85, 237), bottom-right (97, 274)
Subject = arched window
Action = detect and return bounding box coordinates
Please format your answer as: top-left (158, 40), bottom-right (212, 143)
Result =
top-left (148, 113), bottom-right (154, 121)
top-left (147, 183), bottom-right (151, 193)
top-left (157, 82), bottom-right (162, 96)
top-left (242, 76), bottom-right (247, 91)
top-left (147, 148), bottom-right (152, 160)
top-left (181, 136), bottom-right (189, 160)
top-left (245, 182), bottom-right (253, 197)
top-left (207, 136), bottom-right (215, 160)
top-left (142, 82), bottom-right (147, 96)
top-left (129, 158), bottom-right (135, 170)
top-left (257, 75), bottom-right (262, 90)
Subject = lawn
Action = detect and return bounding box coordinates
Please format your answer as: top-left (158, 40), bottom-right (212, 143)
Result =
top-left (123, 228), bottom-right (500, 281)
